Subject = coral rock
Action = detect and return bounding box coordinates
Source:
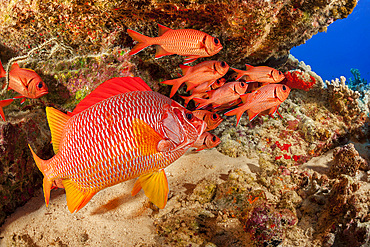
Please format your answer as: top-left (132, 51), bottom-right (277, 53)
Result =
top-left (329, 143), bottom-right (369, 178)
top-left (0, 110), bottom-right (52, 226)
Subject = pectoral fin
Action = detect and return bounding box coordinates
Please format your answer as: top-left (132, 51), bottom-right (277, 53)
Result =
top-left (131, 170), bottom-right (169, 209)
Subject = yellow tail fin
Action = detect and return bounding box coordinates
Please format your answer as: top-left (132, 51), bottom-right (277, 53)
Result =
top-left (28, 144), bottom-right (53, 207)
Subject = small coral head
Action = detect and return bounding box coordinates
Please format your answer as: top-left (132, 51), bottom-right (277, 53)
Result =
top-left (282, 71), bottom-right (315, 91)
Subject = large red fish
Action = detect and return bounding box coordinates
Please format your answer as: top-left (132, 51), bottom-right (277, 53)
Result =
top-left (127, 24), bottom-right (223, 64)
top-left (225, 84), bottom-right (291, 125)
top-left (29, 77), bottom-right (206, 213)
top-left (162, 61), bottom-right (229, 98)
top-left (232, 64), bottom-right (285, 84)
top-left (0, 61), bottom-right (48, 121)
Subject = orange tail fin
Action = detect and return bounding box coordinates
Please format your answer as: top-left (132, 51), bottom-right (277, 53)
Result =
top-left (28, 144), bottom-right (53, 207)
top-left (193, 98), bottom-right (210, 109)
top-left (231, 68), bottom-right (246, 81)
top-left (127, 29), bottom-right (153, 56)
top-left (0, 98), bottom-right (13, 121)
top-left (161, 78), bottom-right (184, 98)
top-left (224, 106), bottom-right (247, 126)
top-left (0, 60), bottom-right (5, 78)
top-left (180, 95), bottom-right (194, 107)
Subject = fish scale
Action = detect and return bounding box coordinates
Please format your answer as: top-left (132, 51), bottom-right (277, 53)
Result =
top-left (44, 91), bottom-right (187, 191)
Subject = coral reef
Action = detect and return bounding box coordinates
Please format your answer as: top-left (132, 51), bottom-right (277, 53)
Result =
top-left (0, 0), bottom-right (369, 246)
top-left (329, 143), bottom-right (369, 178)
top-left (0, 0), bottom-right (356, 70)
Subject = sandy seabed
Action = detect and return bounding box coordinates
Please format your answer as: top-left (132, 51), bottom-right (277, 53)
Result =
top-left (0, 149), bottom-right (269, 246)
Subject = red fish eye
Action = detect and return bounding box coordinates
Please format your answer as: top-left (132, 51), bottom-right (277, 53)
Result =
top-left (212, 113), bottom-right (218, 120)
top-left (221, 61), bottom-right (226, 67)
top-left (282, 85), bottom-right (286, 91)
top-left (214, 38), bottom-right (219, 45)
top-left (279, 71), bottom-right (282, 75)
top-left (212, 136), bottom-right (217, 142)
top-left (186, 112), bottom-right (194, 121)
top-left (240, 82), bottom-right (245, 87)
top-left (38, 82), bottom-right (43, 89)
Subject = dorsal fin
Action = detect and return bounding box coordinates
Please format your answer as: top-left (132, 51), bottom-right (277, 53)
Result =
top-left (10, 62), bottom-right (20, 71)
top-left (46, 107), bottom-right (71, 154)
top-left (70, 77), bottom-right (152, 116)
top-left (245, 64), bottom-right (254, 70)
top-left (158, 24), bottom-right (172, 36)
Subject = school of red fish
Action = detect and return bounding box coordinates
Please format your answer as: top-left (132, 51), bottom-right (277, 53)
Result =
top-left (4, 24), bottom-right (292, 212)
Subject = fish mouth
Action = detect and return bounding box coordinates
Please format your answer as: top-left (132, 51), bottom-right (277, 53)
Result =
top-left (37, 91), bottom-right (49, 98)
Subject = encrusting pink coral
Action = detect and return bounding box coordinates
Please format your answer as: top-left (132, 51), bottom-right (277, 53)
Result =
top-left (282, 70), bottom-right (316, 91)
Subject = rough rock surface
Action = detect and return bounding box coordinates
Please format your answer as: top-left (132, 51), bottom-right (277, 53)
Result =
top-left (0, 110), bottom-right (52, 226)
top-left (0, 0), bottom-right (356, 68)
top-left (329, 143), bottom-right (369, 178)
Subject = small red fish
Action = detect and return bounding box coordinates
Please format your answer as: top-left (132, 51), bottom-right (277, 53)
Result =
top-left (0, 61), bottom-right (48, 121)
top-left (0, 61), bottom-right (48, 99)
top-left (192, 110), bottom-right (223, 131)
top-left (232, 64), bottom-right (285, 84)
top-left (162, 61), bottom-right (229, 98)
top-left (127, 24), bottom-right (223, 64)
top-left (225, 84), bottom-right (291, 125)
top-left (191, 77), bottom-right (226, 95)
top-left (29, 77), bottom-right (207, 212)
top-left (193, 81), bottom-right (248, 109)
top-left (181, 78), bottom-right (226, 106)
top-left (192, 132), bottom-right (221, 151)
top-left (0, 98), bottom-right (14, 121)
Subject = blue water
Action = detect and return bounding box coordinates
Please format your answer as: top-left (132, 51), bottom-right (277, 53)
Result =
top-left (290, 0), bottom-right (370, 82)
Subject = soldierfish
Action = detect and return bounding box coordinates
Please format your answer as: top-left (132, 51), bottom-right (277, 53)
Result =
top-left (0, 61), bottom-right (48, 121)
top-left (232, 64), bottom-right (285, 84)
top-left (181, 78), bottom-right (226, 106)
top-left (192, 132), bottom-right (221, 151)
top-left (225, 84), bottom-right (291, 125)
top-left (192, 110), bottom-right (223, 131)
top-left (29, 77), bottom-right (206, 213)
top-left (0, 61), bottom-right (48, 99)
top-left (162, 61), bottom-right (229, 98)
top-left (193, 81), bottom-right (248, 109)
top-left (127, 24), bottom-right (223, 64)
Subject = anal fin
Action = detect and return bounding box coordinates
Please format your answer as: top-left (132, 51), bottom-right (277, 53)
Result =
top-left (131, 170), bottom-right (169, 209)
top-left (155, 46), bottom-right (173, 59)
top-left (62, 179), bottom-right (96, 213)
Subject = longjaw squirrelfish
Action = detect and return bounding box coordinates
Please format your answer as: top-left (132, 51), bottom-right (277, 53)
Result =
top-left (127, 24), bottom-right (223, 64)
top-left (29, 77), bottom-right (206, 213)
